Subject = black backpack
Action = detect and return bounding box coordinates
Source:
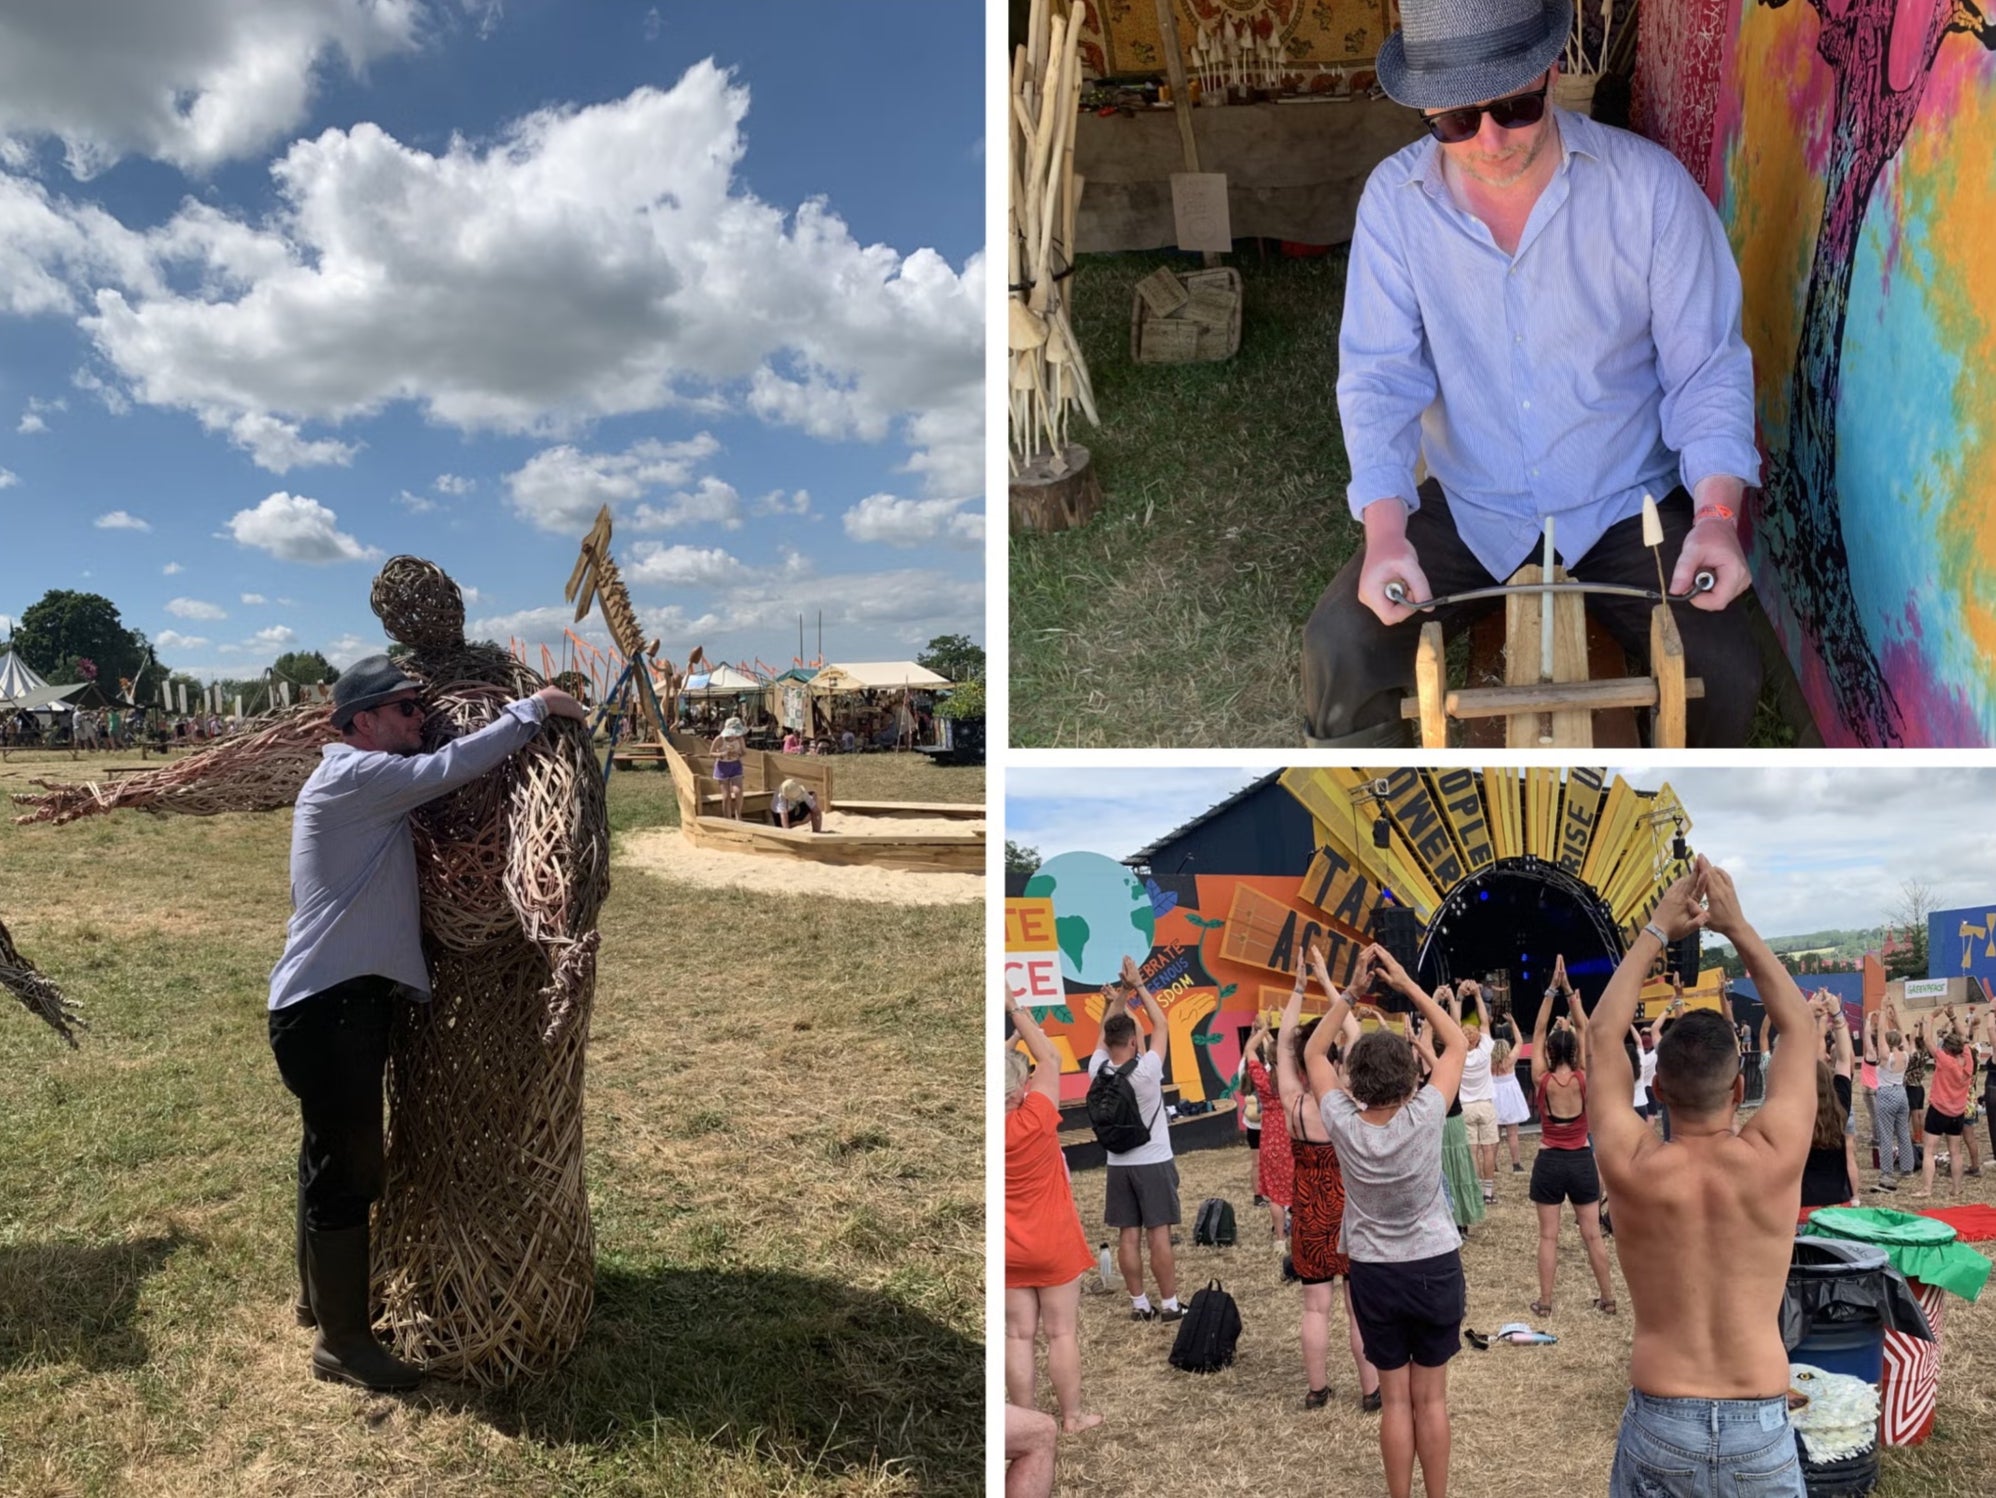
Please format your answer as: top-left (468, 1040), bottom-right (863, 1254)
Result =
top-left (1167, 1279), bottom-right (1242, 1373)
top-left (1192, 1196), bottom-right (1237, 1247)
top-left (1086, 1058), bottom-right (1154, 1154)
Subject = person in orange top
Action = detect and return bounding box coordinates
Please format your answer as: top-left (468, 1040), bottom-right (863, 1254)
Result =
top-left (1917, 1010), bottom-right (1974, 1198)
top-left (1004, 985), bottom-right (1104, 1435)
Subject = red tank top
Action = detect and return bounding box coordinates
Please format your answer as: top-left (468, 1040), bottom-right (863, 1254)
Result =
top-left (1535, 1069), bottom-right (1590, 1150)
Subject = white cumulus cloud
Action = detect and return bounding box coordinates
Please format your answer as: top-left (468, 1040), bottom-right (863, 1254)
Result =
top-left (0, 0), bottom-right (424, 178)
top-left (841, 492), bottom-right (983, 550)
top-left (505, 433), bottom-right (721, 534)
top-left (94, 509), bottom-right (150, 531)
top-left (226, 491), bottom-right (380, 563)
top-left (166, 597), bottom-right (227, 621)
top-left (0, 468), bottom-right (18, 489)
top-left (17, 412), bottom-right (44, 434)
top-left (434, 472), bottom-right (473, 495)
top-left (241, 592), bottom-right (267, 604)
top-left (623, 542), bottom-right (746, 587)
top-left (154, 629), bottom-right (209, 650)
top-left (161, 560), bottom-right (183, 575)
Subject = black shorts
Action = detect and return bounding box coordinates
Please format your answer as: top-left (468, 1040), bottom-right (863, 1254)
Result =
top-left (1924, 1107), bottom-right (1964, 1138)
top-left (1529, 1145), bottom-right (1602, 1206)
top-left (1347, 1250), bottom-right (1465, 1370)
top-left (1246, 1125), bottom-right (1261, 1151)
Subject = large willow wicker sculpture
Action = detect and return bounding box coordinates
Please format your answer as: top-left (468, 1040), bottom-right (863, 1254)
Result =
top-left (1, 913), bottom-right (82, 1047)
top-left (14, 557), bottom-right (610, 1384)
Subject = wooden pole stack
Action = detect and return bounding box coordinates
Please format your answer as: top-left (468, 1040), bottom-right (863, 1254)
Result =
top-left (1009, 0), bottom-right (1099, 496)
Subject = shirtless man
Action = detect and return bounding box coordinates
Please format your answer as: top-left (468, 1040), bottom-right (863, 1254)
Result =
top-left (1587, 858), bottom-right (1813, 1497)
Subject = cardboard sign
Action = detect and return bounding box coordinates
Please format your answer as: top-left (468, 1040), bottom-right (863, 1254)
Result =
top-left (1555, 766), bottom-right (1607, 876)
top-left (1382, 767), bottom-right (1464, 889)
top-left (1171, 172), bottom-right (1233, 253)
top-left (1298, 844), bottom-right (1380, 935)
top-left (1004, 897), bottom-right (1065, 1004)
top-left (1431, 768), bottom-right (1496, 874)
top-left (1216, 883), bottom-right (1364, 982)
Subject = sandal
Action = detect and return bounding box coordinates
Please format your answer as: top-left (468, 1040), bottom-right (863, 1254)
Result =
top-left (1530, 1301), bottom-right (1553, 1317)
top-left (1303, 1386), bottom-right (1332, 1410)
top-left (1360, 1390), bottom-right (1383, 1413)
top-left (1594, 1297), bottom-right (1618, 1316)
top-left (1465, 1327), bottom-right (1491, 1351)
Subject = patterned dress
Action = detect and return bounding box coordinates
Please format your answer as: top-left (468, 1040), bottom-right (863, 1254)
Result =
top-left (1288, 1096), bottom-right (1350, 1281)
top-left (1246, 1057), bottom-right (1294, 1207)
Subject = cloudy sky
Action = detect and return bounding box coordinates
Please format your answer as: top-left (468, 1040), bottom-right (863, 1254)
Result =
top-left (1007, 766), bottom-right (1996, 941)
top-left (0, 1), bottom-right (981, 682)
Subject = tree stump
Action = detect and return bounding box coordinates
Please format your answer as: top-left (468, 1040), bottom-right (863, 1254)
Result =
top-left (1009, 443), bottom-right (1102, 534)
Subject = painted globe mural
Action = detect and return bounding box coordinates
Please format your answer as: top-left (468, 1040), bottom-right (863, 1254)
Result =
top-left (1022, 850), bottom-right (1156, 986)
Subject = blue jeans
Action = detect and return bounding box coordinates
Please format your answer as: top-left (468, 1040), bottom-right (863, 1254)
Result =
top-left (1609, 1391), bottom-right (1805, 1497)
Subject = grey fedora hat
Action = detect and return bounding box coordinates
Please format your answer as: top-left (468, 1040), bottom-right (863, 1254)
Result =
top-left (1377, 0), bottom-right (1573, 111)
top-left (331, 653), bottom-right (423, 729)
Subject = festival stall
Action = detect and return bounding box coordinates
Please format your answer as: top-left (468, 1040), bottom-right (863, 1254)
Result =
top-left (807, 662), bottom-right (951, 750)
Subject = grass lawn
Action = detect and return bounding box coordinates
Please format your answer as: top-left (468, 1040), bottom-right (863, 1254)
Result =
top-left (0, 747), bottom-right (984, 1497)
top-left (1008, 248), bottom-right (1797, 748)
top-left (1043, 1129), bottom-right (1996, 1496)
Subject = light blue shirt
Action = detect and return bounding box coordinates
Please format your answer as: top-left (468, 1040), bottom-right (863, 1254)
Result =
top-left (266, 697), bottom-right (548, 1011)
top-left (1337, 108), bottom-right (1759, 580)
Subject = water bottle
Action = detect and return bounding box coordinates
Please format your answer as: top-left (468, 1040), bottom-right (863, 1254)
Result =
top-left (1098, 1243), bottom-right (1115, 1289)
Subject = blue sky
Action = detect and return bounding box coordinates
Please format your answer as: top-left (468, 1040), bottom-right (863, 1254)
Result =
top-left (0, 1), bottom-right (982, 684)
top-left (1008, 767), bottom-right (1996, 939)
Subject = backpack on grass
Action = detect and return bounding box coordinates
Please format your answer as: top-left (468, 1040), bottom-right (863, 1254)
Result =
top-left (1086, 1057), bottom-right (1154, 1154)
top-left (1167, 1279), bottom-right (1242, 1373)
top-left (1192, 1197), bottom-right (1236, 1247)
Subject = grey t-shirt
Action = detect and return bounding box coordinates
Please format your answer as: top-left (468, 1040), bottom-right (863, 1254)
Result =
top-left (1321, 1085), bottom-right (1460, 1264)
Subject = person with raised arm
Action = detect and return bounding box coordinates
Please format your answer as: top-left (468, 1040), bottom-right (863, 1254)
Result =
top-left (1865, 1005), bottom-right (1914, 1191)
top-left (1318, 943), bottom-right (1468, 1498)
top-left (1003, 985), bottom-right (1104, 1436)
top-left (1525, 955), bottom-right (1615, 1317)
top-left (1278, 946), bottom-right (1379, 1412)
top-left (1800, 995), bottom-right (1862, 1210)
top-left (1587, 858), bottom-right (1812, 1497)
top-left (1916, 1008), bottom-right (1973, 1198)
top-left (1241, 1008), bottom-right (1295, 1243)
top-left (1086, 955), bottom-right (1184, 1322)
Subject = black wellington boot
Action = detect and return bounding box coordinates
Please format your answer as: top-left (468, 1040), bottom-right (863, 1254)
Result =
top-left (294, 1192), bottom-right (315, 1327)
top-left (304, 1224), bottom-right (422, 1390)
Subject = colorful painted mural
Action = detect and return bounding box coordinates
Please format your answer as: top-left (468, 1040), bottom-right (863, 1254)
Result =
top-left (1004, 768), bottom-right (1699, 1112)
top-left (1687, 0), bottom-right (1996, 744)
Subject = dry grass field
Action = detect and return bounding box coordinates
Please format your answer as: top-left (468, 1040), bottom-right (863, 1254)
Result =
top-left (0, 747), bottom-right (984, 1497)
top-left (1038, 1128), bottom-right (1996, 1496)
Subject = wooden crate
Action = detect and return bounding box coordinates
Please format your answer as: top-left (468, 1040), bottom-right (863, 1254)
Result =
top-left (1130, 267), bottom-right (1242, 364)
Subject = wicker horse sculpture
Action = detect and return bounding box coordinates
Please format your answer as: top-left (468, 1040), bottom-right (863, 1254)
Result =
top-left (13, 557), bottom-right (611, 1384)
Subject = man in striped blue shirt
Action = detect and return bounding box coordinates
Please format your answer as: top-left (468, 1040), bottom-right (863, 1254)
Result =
top-left (1301, 0), bottom-right (1762, 749)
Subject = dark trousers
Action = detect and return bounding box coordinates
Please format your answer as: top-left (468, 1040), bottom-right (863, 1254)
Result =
top-left (268, 975), bottom-right (400, 1232)
top-left (1301, 484), bottom-right (1762, 745)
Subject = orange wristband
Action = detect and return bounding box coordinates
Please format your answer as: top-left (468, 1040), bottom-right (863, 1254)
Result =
top-left (1693, 504), bottom-right (1736, 525)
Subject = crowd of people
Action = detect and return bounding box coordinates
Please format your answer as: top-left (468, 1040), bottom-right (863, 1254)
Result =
top-left (1, 705), bottom-right (243, 752)
top-left (999, 860), bottom-right (1996, 1497)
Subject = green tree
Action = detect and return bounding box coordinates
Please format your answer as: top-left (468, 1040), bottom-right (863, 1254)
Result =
top-left (1883, 878), bottom-right (1936, 982)
top-left (12, 591), bottom-right (158, 688)
top-left (1005, 840), bottom-right (1042, 875)
top-left (271, 650), bottom-right (340, 686)
top-left (917, 633), bottom-right (984, 684)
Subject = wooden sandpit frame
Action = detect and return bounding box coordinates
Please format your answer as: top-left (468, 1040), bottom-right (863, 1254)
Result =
top-left (651, 731), bottom-right (983, 874)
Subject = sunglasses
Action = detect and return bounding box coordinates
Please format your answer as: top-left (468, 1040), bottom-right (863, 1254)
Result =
top-left (1419, 80), bottom-right (1550, 144)
top-left (373, 699), bottom-right (424, 718)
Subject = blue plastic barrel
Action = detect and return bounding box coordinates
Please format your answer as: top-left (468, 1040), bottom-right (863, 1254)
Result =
top-left (1785, 1238), bottom-right (1889, 1386)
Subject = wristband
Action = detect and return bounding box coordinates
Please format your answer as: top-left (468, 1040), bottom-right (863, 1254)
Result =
top-left (1642, 922), bottom-right (1670, 947)
top-left (1692, 504), bottom-right (1736, 526)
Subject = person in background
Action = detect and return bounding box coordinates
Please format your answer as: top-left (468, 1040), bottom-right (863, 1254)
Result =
top-left (1864, 1004), bottom-right (1913, 1191)
top-left (1527, 963), bottom-right (1617, 1317)
top-left (1241, 1008), bottom-right (1295, 1244)
top-left (1004, 1405), bottom-right (1058, 1498)
top-left (1087, 956), bottom-right (1183, 1323)
top-left (770, 777), bottom-right (824, 832)
top-left (1282, 945), bottom-right (1382, 1413)
top-left (1431, 984), bottom-right (1485, 1234)
top-left (1233, 1026), bottom-right (1266, 1212)
top-left (1319, 943), bottom-right (1467, 1498)
top-left (1453, 979), bottom-right (1502, 1204)
top-left (709, 716), bottom-right (748, 820)
top-left (1003, 987), bottom-right (1103, 1436)
top-left (781, 729), bottom-right (802, 755)
top-left (1800, 997), bottom-right (1860, 1210)
top-left (1917, 1010), bottom-right (1973, 1198)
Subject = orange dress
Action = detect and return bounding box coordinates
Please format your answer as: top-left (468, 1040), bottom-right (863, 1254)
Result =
top-left (1005, 1091), bottom-right (1095, 1289)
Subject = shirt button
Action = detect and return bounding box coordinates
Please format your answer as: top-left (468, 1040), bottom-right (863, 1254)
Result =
top-left (1522, 400), bottom-right (1532, 410)
top-left (1515, 334), bottom-right (1524, 344)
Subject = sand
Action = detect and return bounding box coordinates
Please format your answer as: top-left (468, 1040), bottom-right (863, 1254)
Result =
top-left (617, 822), bottom-right (984, 905)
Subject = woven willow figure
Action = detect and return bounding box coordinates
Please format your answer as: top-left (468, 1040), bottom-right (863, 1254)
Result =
top-left (13, 557), bottom-right (610, 1384)
top-left (1, 912), bottom-right (82, 1047)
